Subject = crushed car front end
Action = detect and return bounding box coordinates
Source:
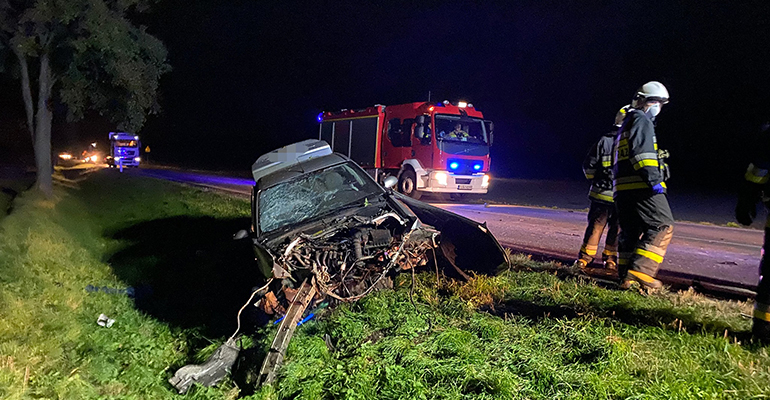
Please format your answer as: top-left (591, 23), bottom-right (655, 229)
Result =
top-left (170, 140), bottom-right (507, 392)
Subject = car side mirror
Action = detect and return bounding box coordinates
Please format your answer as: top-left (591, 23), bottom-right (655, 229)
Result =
top-left (383, 176), bottom-right (398, 189)
top-left (233, 229), bottom-right (249, 240)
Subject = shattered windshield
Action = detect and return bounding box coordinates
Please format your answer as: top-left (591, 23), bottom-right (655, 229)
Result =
top-left (259, 163), bottom-right (383, 234)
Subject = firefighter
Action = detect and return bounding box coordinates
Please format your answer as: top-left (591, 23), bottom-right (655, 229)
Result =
top-left (573, 106), bottom-right (629, 270)
top-left (735, 122), bottom-right (770, 342)
top-left (448, 123), bottom-right (469, 140)
top-left (612, 81), bottom-right (674, 290)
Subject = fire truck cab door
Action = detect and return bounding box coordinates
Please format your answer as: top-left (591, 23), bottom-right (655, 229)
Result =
top-left (411, 115), bottom-right (433, 170)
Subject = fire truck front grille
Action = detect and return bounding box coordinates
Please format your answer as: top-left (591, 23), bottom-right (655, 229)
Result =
top-left (455, 178), bottom-right (472, 185)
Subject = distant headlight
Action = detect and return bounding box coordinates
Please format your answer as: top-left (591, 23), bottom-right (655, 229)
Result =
top-left (482, 174), bottom-right (490, 188)
top-left (434, 171), bottom-right (448, 186)
top-left (58, 153), bottom-right (72, 160)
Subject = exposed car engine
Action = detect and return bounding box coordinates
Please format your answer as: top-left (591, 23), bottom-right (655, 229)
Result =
top-left (272, 212), bottom-right (436, 304)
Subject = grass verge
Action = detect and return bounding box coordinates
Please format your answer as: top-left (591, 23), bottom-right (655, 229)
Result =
top-left (250, 262), bottom-right (770, 399)
top-left (1, 170), bottom-right (769, 399)
top-left (0, 170), bottom-right (254, 399)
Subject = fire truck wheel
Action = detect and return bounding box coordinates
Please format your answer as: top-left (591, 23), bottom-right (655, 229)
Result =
top-left (398, 170), bottom-right (422, 200)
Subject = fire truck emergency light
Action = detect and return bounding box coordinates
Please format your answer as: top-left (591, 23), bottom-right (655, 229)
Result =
top-left (457, 101), bottom-right (467, 108)
top-left (449, 162), bottom-right (459, 170)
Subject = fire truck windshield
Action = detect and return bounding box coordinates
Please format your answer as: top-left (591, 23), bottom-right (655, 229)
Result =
top-left (435, 115), bottom-right (490, 156)
top-left (114, 140), bottom-right (138, 147)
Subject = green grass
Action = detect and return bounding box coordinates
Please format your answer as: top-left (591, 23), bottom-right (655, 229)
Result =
top-left (0, 171), bottom-right (252, 399)
top-left (2, 171), bottom-right (770, 399)
top-left (250, 264), bottom-right (770, 399)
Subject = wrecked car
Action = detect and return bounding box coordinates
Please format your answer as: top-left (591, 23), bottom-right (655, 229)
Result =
top-left (170, 139), bottom-right (507, 393)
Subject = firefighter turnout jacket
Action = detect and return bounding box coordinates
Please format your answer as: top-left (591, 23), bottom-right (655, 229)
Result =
top-left (583, 130), bottom-right (615, 203)
top-left (613, 109), bottom-right (666, 194)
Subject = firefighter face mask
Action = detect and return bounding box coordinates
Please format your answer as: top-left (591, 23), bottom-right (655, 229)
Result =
top-left (646, 102), bottom-right (662, 119)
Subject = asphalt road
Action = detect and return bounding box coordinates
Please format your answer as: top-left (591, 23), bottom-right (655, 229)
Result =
top-left (133, 167), bottom-right (764, 295)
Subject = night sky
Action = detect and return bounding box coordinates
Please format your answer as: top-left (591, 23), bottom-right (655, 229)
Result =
top-left (2, 1), bottom-right (770, 189)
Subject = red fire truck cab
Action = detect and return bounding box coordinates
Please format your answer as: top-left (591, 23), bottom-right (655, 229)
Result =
top-left (318, 101), bottom-right (493, 199)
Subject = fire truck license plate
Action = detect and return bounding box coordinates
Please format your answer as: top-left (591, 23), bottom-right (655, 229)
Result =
top-left (457, 185), bottom-right (473, 190)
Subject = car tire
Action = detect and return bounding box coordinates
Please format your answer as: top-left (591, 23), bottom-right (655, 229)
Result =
top-left (398, 170), bottom-right (422, 200)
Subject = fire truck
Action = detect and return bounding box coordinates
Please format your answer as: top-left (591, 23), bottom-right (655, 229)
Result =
top-left (318, 101), bottom-right (493, 199)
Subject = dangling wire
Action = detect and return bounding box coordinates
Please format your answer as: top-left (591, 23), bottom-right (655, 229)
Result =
top-left (229, 278), bottom-right (273, 342)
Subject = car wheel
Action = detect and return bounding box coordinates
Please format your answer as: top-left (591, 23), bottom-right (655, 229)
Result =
top-left (398, 170), bottom-right (422, 200)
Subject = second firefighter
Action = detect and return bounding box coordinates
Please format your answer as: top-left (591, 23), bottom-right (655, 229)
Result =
top-left (574, 106), bottom-right (628, 270)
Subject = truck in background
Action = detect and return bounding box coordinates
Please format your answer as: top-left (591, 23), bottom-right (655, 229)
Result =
top-left (106, 132), bottom-right (141, 168)
top-left (318, 101), bottom-right (493, 200)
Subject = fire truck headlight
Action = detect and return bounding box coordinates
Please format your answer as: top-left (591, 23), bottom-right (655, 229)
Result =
top-left (435, 172), bottom-right (448, 186)
top-left (482, 174), bottom-right (490, 188)
top-left (134, 157), bottom-right (141, 162)
top-left (449, 162), bottom-right (459, 171)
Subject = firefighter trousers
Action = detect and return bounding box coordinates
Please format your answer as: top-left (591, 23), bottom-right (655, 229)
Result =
top-left (578, 200), bottom-right (619, 264)
top-left (753, 225), bottom-right (770, 341)
top-left (615, 192), bottom-right (674, 280)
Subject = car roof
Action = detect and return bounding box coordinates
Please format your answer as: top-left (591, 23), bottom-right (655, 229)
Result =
top-left (255, 152), bottom-right (350, 190)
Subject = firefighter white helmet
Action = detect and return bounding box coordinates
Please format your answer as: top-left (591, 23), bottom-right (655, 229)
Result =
top-left (632, 81), bottom-right (669, 108)
top-left (614, 104), bottom-right (631, 127)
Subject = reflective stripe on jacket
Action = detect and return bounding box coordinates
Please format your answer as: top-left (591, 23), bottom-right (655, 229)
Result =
top-left (612, 109), bottom-right (665, 195)
top-left (583, 130), bottom-right (615, 204)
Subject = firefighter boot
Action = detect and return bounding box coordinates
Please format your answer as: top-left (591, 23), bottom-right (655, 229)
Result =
top-left (572, 258), bottom-right (588, 270)
top-left (620, 270), bottom-right (663, 291)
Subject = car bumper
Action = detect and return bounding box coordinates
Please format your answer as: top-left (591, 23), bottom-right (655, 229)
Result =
top-left (418, 172), bottom-right (489, 194)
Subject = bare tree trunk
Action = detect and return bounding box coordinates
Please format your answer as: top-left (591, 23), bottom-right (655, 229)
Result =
top-left (34, 53), bottom-right (53, 196)
top-left (14, 48), bottom-right (35, 143)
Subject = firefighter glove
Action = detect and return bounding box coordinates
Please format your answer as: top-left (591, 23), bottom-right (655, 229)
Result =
top-left (651, 183), bottom-right (666, 194)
